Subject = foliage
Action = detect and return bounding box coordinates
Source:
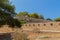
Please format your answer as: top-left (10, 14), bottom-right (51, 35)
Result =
top-left (29, 13), bottom-right (39, 18)
top-left (0, 0), bottom-right (21, 28)
top-left (17, 12), bottom-right (44, 19)
top-left (54, 17), bottom-right (60, 21)
top-left (17, 12), bottom-right (29, 17)
top-left (8, 19), bottom-right (21, 28)
top-left (29, 13), bottom-right (44, 19)
top-left (39, 15), bottom-right (44, 19)
top-left (46, 18), bottom-right (52, 21)
top-left (20, 20), bottom-right (26, 25)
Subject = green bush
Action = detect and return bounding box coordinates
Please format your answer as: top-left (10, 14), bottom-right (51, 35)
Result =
top-left (20, 20), bottom-right (26, 25)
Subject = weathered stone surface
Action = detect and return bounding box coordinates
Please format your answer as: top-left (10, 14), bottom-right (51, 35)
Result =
top-left (0, 33), bottom-right (12, 40)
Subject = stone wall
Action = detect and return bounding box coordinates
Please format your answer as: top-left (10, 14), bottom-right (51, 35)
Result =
top-left (0, 33), bottom-right (12, 40)
top-left (21, 21), bottom-right (60, 40)
top-left (22, 21), bottom-right (60, 31)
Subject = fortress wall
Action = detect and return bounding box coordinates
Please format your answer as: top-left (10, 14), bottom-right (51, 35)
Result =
top-left (22, 21), bottom-right (60, 31)
top-left (26, 32), bottom-right (60, 40)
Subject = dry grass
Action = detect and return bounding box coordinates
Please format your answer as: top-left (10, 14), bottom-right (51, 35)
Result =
top-left (0, 25), bottom-right (28, 40)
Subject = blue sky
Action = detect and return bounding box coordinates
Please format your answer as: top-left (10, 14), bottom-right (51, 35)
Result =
top-left (11, 0), bottom-right (60, 19)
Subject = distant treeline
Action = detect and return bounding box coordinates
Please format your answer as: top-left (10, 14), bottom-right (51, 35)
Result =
top-left (17, 11), bottom-right (60, 21)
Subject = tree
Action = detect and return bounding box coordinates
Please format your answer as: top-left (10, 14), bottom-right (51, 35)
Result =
top-left (29, 13), bottom-right (44, 19)
top-left (0, 0), bottom-right (21, 28)
top-left (20, 20), bottom-right (26, 25)
top-left (39, 15), bottom-right (44, 19)
top-left (54, 18), bottom-right (60, 21)
top-left (46, 18), bottom-right (52, 21)
top-left (17, 12), bottom-right (29, 17)
top-left (29, 13), bottom-right (39, 18)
